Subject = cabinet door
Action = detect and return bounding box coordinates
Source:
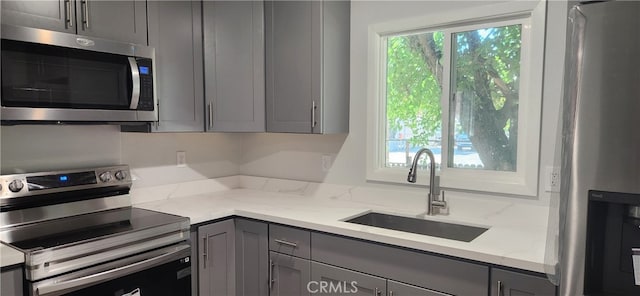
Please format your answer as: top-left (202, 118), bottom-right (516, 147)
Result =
top-left (204, 1), bottom-right (265, 132)
top-left (190, 230), bottom-right (198, 296)
top-left (198, 219), bottom-right (235, 296)
top-left (270, 251), bottom-right (311, 296)
top-left (147, 0), bottom-right (204, 132)
top-left (311, 261), bottom-right (387, 296)
top-left (75, 0), bottom-right (147, 45)
top-left (388, 280), bottom-right (451, 296)
top-left (1, 266), bottom-right (23, 296)
top-left (265, 0), bottom-right (321, 133)
top-left (235, 219), bottom-right (269, 296)
top-left (1, 0), bottom-right (75, 33)
top-left (491, 268), bottom-right (556, 296)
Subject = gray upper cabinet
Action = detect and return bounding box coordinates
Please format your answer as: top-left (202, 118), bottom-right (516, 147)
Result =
top-left (146, 0), bottom-right (204, 132)
top-left (265, 0), bottom-right (349, 134)
top-left (75, 0), bottom-right (147, 45)
top-left (311, 261), bottom-right (387, 296)
top-left (204, 1), bottom-right (265, 132)
top-left (235, 219), bottom-right (269, 296)
top-left (198, 219), bottom-right (236, 296)
top-left (2, 0), bottom-right (148, 45)
top-left (491, 268), bottom-right (556, 296)
top-left (1, 0), bottom-right (75, 33)
top-left (270, 251), bottom-right (311, 296)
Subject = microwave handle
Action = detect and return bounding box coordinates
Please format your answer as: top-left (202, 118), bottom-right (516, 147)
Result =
top-left (128, 57), bottom-right (141, 110)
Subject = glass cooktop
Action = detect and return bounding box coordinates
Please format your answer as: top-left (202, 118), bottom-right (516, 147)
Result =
top-left (5, 207), bottom-right (187, 251)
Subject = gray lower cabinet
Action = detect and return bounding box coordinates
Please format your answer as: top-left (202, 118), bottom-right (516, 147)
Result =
top-left (195, 219), bottom-right (555, 296)
top-left (1, 266), bottom-right (24, 296)
top-left (311, 261), bottom-right (386, 296)
top-left (203, 0), bottom-right (265, 132)
top-left (145, 0), bottom-right (204, 132)
top-left (312, 232), bottom-right (489, 296)
top-left (190, 230), bottom-right (199, 296)
top-left (388, 280), bottom-right (451, 296)
top-left (491, 268), bottom-right (556, 296)
top-left (2, 0), bottom-right (148, 45)
top-left (264, 0), bottom-right (349, 134)
top-left (198, 219), bottom-right (235, 296)
top-left (1, 0), bottom-right (75, 33)
top-left (270, 251), bottom-right (311, 296)
top-left (235, 219), bottom-right (269, 296)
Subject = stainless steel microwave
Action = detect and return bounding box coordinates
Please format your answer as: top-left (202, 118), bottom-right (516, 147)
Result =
top-left (1, 25), bottom-right (157, 123)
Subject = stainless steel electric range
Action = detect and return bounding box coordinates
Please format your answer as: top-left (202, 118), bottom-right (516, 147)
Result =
top-left (0, 165), bottom-right (191, 296)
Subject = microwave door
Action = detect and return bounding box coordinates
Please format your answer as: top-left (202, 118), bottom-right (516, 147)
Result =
top-left (1, 38), bottom-right (155, 122)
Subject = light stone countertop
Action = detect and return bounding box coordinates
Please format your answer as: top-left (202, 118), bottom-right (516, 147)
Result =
top-left (132, 175), bottom-right (554, 274)
top-left (1, 243), bottom-right (24, 268)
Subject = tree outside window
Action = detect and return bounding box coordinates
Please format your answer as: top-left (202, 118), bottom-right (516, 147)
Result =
top-left (385, 24), bottom-right (522, 172)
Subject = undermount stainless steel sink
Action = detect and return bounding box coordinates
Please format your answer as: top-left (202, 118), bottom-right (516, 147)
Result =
top-left (345, 212), bottom-right (489, 242)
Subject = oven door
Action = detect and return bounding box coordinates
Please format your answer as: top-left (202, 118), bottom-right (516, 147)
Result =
top-left (30, 243), bottom-right (191, 296)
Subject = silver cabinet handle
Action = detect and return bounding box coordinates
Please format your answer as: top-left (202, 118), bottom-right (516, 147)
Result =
top-left (311, 100), bottom-right (317, 129)
top-left (273, 239), bottom-right (298, 248)
top-left (81, 0), bottom-right (90, 29)
top-left (128, 58), bottom-right (140, 110)
top-left (65, 0), bottom-right (73, 28)
top-left (269, 260), bottom-right (275, 290)
top-left (207, 103), bottom-right (214, 129)
top-left (497, 280), bottom-right (503, 296)
top-left (202, 237), bottom-right (208, 269)
top-left (375, 287), bottom-right (381, 296)
top-left (389, 291), bottom-right (394, 296)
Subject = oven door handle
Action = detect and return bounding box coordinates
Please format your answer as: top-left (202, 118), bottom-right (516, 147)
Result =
top-left (35, 244), bottom-right (189, 296)
top-left (128, 57), bottom-right (141, 110)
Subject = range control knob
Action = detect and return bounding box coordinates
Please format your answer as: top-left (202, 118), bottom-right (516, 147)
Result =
top-left (8, 180), bottom-right (24, 193)
top-left (99, 172), bottom-right (113, 183)
top-left (114, 170), bottom-right (128, 181)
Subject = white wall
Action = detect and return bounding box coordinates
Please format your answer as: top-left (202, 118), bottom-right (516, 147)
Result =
top-left (0, 125), bottom-right (243, 188)
top-left (121, 132), bottom-right (242, 188)
top-left (241, 0), bottom-right (569, 203)
top-left (1, 125), bottom-right (121, 174)
top-left (0, 0), bottom-right (569, 202)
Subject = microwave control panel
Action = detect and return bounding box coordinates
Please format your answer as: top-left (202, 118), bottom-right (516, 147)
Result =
top-left (136, 58), bottom-right (154, 111)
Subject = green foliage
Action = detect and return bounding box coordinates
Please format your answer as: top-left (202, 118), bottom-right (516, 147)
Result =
top-left (386, 33), bottom-right (443, 147)
top-left (385, 25), bottom-right (522, 170)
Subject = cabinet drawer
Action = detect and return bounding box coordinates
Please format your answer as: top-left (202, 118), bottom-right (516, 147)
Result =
top-left (269, 224), bottom-right (311, 259)
top-left (311, 232), bottom-right (489, 296)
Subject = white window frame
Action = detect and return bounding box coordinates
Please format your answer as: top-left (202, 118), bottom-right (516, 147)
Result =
top-left (366, 1), bottom-right (546, 196)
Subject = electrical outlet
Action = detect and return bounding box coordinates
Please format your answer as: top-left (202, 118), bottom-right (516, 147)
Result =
top-left (545, 166), bottom-right (560, 192)
top-left (321, 155), bottom-right (333, 172)
top-left (176, 151), bottom-right (187, 167)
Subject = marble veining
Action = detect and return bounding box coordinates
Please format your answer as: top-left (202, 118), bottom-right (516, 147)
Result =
top-left (0, 175), bottom-right (553, 272)
top-left (130, 175), bottom-right (553, 274)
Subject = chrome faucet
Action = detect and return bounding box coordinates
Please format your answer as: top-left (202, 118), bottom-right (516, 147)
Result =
top-left (407, 148), bottom-right (447, 215)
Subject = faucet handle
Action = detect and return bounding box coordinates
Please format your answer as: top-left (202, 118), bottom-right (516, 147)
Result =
top-left (431, 190), bottom-right (448, 214)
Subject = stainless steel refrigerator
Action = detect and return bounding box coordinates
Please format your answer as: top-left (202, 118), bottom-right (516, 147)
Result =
top-left (559, 1), bottom-right (640, 295)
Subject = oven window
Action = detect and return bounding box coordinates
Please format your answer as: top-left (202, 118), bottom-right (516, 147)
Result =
top-left (1, 39), bottom-right (132, 110)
